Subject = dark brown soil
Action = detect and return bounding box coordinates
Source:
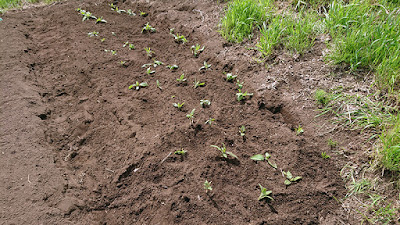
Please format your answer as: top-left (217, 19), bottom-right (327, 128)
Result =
top-left (1, 0), bottom-right (359, 224)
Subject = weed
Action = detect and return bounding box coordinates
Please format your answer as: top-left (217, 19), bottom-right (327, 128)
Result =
top-left (283, 171), bottom-right (302, 186)
top-left (87, 31), bottom-right (99, 37)
top-left (193, 79), bottom-right (205, 89)
top-left (258, 184), bottom-right (273, 201)
top-left (191, 44), bottom-right (204, 57)
top-left (378, 117), bottom-right (400, 172)
top-left (144, 47), bottom-right (155, 58)
top-left (156, 80), bottom-right (162, 90)
top-left (200, 100), bottom-right (211, 108)
top-left (167, 64), bottom-right (179, 70)
top-left (199, 61), bottom-right (211, 71)
top-left (173, 102), bottom-right (185, 110)
top-left (204, 180), bottom-right (212, 193)
top-left (205, 118), bottom-right (215, 125)
top-left (321, 152), bottom-right (331, 159)
top-left (250, 152), bottom-right (277, 169)
top-left (347, 178), bottom-right (371, 197)
top-left (225, 73), bottom-right (237, 82)
top-left (315, 89), bottom-right (333, 106)
top-left (327, 138), bottom-right (338, 148)
top-left (96, 17), bottom-right (107, 23)
top-left (236, 89), bottom-right (253, 101)
top-left (129, 81), bottom-right (148, 90)
top-left (239, 125), bottom-right (246, 137)
top-left (211, 143), bottom-right (238, 159)
top-left (146, 67), bottom-right (155, 75)
top-left (295, 125), bottom-right (304, 135)
top-left (174, 149), bottom-right (187, 155)
top-left (186, 109), bottom-right (195, 124)
top-left (176, 74), bottom-right (187, 83)
top-left (141, 22), bottom-right (156, 33)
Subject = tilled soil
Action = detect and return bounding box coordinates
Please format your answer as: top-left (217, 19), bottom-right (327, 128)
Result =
top-left (1, 0), bottom-right (358, 224)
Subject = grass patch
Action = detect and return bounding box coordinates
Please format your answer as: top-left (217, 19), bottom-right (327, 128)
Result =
top-left (378, 116), bottom-right (400, 172)
top-left (0, 0), bottom-right (56, 9)
top-left (219, 0), bottom-right (274, 43)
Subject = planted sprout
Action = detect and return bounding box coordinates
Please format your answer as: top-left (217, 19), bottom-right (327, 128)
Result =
top-left (236, 80), bottom-right (244, 89)
top-left (258, 184), bottom-right (273, 201)
top-left (236, 89), bottom-right (253, 101)
top-left (193, 79), bottom-right (205, 89)
top-left (123, 41), bottom-right (129, 47)
top-left (88, 31), bottom-right (99, 37)
top-left (199, 61), bottom-right (211, 71)
top-left (239, 125), bottom-right (246, 136)
top-left (126, 9), bottom-right (136, 16)
top-left (141, 22), bottom-right (156, 33)
top-left (111, 32), bottom-right (116, 36)
top-left (167, 64), bottom-right (179, 70)
top-left (204, 180), bottom-right (212, 193)
top-left (156, 80), bottom-right (162, 90)
top-left (205, 118), bottom-right (215, 125)
top-left (153, 60), bottom-right (163, 67)
top-left (211, 143), bottom-right (238, 159)
top-left (321, 152), bottom-right (331, 159)
top-left (139, 11), bottom-right (148, 17)
top-left (200, 100), bottom-right (211, 108)
top-left (111, 50), bottom-right (117, 55)
top-left (250, 152), bottom-right (277, 169)
top-left (186, 109), bottom-right (195, 124)
top-left (295, 125), bottom-right (304, 135)
top-left (101, 38), bottom-right (105, 42)
top-left (120, 61), bottom-right (126, 66)
top-left (176, 74), bottom-right (187, 82)
top-left (283, 171), bottom-right (302, 186)
top-left (173, 102), bottom-right (185, 110)
top-left (96, 17), bottom-right (107, 23)
top-left (129, 81), bottom-right (148, 90)
top-left (174, 149), bottom-right (187, 155)
top-left (327, 138), bottom-right (337, 148)
top-left (191, 44), bottom-right (204, 57)
top-left (226, 73), bottom-right (237, 82)
top-left (129, 44), bottom-right (135, 50)
top-left (170, 32), bottom-right (188, 44)
top-left (146, 67), bottom-right (155, 75)
top-left (77, 9), bottom-right (97, 21)
top-left (144, 47), bottom-right (155, 58)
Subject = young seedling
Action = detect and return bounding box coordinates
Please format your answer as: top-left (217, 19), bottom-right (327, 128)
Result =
top-left (77, 9), bottom-right (97, 21)
top-left (101, 38), bottom-right (106, 42)
top-left (111, 50), bottom-right (117, 55)
top-left (96, 17), bottom-right (107, 23)
top-left (120, 61), bottom-right (127, 66)
top-left (236, 89), bottom-right (253, 101)
top-left (167, 64), bottom-right (179, 70)
top-left (176, 74), bottom-right (187, 83)
top-left (205, 118), bottom-right (215, 125)
top-left (144, 47), bottom-right (155, 58)
top-left (153, 60), bottom-right (163, 67)
top-left (172, 33), bottom-right (187, 44)
top-left (239, 125), bottom-right (246, 137)
top-left (236, 80), bottom-right (244, 89)
top-left (200, 100), bottom-right (211, 108)
top-left (327, 138), bottom-right (338, 148)
top-left (295, 125), bottom-right (304, 135)
top-left (174, 149), bottom-right (187, 155)
top-left (191, 44), bottom-right (204, 57)
top-left (204, 180), bottom-right (212, 193)
top-left (146, 67), bottom-right (155, 75)
top-left (199, 61), bottom-right (211, 71)
top-left (141, 22), bottom-right (156, 33)
top-left (88, 31), bottom-right (99, 37)
top-left (126, 9), bottom-right (135, 16)
top-left (283, 171), bottom-right (302, 186)
top-left (193, 79), bottom-right (205, 89)
top-left (258, 184), bottom-right (273, 201)
top-left (210, 143), bottom-right (238, 159)
top-left (139, 11), bottom-right (148, 17)
top-left (186, 109), bottom-right (195, 124)
top-left (173, 102), bottom-right (185, 110)
top-left (321, 152), bottom-right (331, 159)
top-left (129, 81), bottom-right (148, 90)
top-left (225, 73), bottom-right (237, 82)
top-left (111, 32), bottom-right (116, 36)
top-left (129, 44), bottom-right (135, 50)
top-left (250, 152), bottom-right (277, 169)
top-left (156, 80), bottom-right (162, 90)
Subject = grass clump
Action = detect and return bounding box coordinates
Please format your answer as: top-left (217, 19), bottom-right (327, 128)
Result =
top-left (0, 0), bottom-right (56, 9)
top-left (378, 116), bottom-right (400, 172)
top-left (219, 0), bottom-right (273, 43)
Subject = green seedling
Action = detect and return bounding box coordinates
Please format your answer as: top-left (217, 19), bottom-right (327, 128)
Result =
top-left (153, 60), bottom-right (163, 67)
top-left (141, 22), bottom-right (156, 33)
top-left (146, 67), bottom-right (155, 75)
top-left (250, 152), bottom-right (277, 169)
top-left (199, 61), bottom-right (211, 70)
top-left (327, 138), bottom-right (338, 148)
top-left (236, 89), bottom-right (253, 101)
top-left (139, 11), bottom-right (148, 17)
top-left (204, 180), bottom-right (212, 193)
top-left (101, 38), bottom-right (105, 42)
top-left (111, 32), bottom-right (116, 36)
top-left (193, 79), bottom-right (205, 89)
top-left (200, 100), bottom-right (211, 108)
top-left (126, 9), bottom-right (135, 16)
top-left (225, 73), bottom-right (237, 82)
top-left (205, 118), bottom-right (215, 125)
top-left (211, 143), bottom-right (238, 159)
top-left (186, 109), bottom-right (195, 124)
top-left (321, 152), bottom-right (331, 159)
top-left (167, 64), bottom-right (179, 70)
top-left (283, 171), bottom-right (302, 186)
top-left (173, 33), bottom-right (187, 44)
top-left (191, 44), bottom-right (204, 57)
top-left (173, 102), bottom-right (185, 110)
top-left (123, 41), bottom-right (129, 47)
top-left (236, 80), bottom-right (244, 89)
top-left (88, 31), bottom-right (99, 37)
top-left (77, 9), bottom-right (97, 21)
top-left (111, 4), bottom-right (125, 14)
top-left (176, 74), bottom-right (187, 82)
top-left (258, 184), bottom-right (274, 201)
top-left (174, 149), bottom-right (187, 155)
top-left (111, 50), bottom-right (117, 55)
top-left (96, 17), bottom-right (107, 23)
top-left (129, 44), bottom-right (135, 50)
top-left (156, 80), bottom-right (162, 90)
top-left (239, 125), bottom-right (246, 136)
top-left (129, 81), bottom-right (148, 90)
top-left (120, 61), bottom-right (126, 66)
top-left (295, 125), bottom-right (304, 135)
top-left (144, 47), bottom-right (155, 58)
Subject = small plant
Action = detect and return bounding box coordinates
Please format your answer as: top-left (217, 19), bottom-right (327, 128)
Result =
top-left (236, 89), bottom-right (253, 101)
top-left (129, 81), bottom-right (148, 90)
top-left (170, 29), bottom-right (188, 44)
top-left (167, 64), bottom-right (179, 70)
top-left (204, 180), bottom-right (212, 193)
top-left (200, 100), bottom-right (211, 108)
top-left (174, 149), bottom-right (187, 155)
top-left (199, 61), bottom-right (212, 70)
top-left (191, 44), bottom-right (205, 57)
top-left (321, 152), bottom-right (331, 159)
top-left (250, 152), bottom-right (277, 169)
top-left (173, 102), bottom-right (185, 110)
top-left (176, 74), bottom-right (187, 82)
top-left (236, 80), bottom-right (244, 89)
top-left (144, 47), bottom-right (155, 58)
top-left (101, 38), bottom-right (105, 42)
top-left (123, 41), bottom-right (129, 47)
top-left (126, 9), bottom-right (135, 16)
top-left (156, 80), bottom-right (162, 90)
top-left (315, 89), bottom-right (332, 106)
top-left (88, 31), bottom-right (99, 37)
top-left (295, 125), bottom-right (304, 135)
top-left (239, 125), bottom-right (246, 136)
top-left (258, 184), bottom-right (274, 201)
top-left (153, 60), bottom-right (163, 67)
top-left (111, 50), bottom-right (117, 55)
top-left (327, 138), bottom-right (338, 148)
top-left (111, 32), bottom-right (116, 36)
top-left (205, 118), bottom-right (215, 125)
top-left (193, 79), bottom-right (205, 89)
top-left (139, 11), bottom-right (148, 17)
top-left (211, 143), bottom-right (238, 159)
top-left (120, 61), bottom-right (126, 66)
top-left (77, 9), bottom-right (97, 21)
top-left (96, 17), bottom-right (107, 23)
top-left (283, 171), bottom-right (302, 186)
top-left (141, 22), bottom-right (156, 33)
top-left (146, 67), bottom-right (155, 75)
top-left (129, 44), bottom-right (135, 50)
top-left (186, 109), bottom-right (195, 124)
top-left (225, 73), bottom-right (237, 82)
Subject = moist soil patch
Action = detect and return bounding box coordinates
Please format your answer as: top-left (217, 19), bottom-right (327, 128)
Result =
top-left (1, 0), bottom-right (356, 224)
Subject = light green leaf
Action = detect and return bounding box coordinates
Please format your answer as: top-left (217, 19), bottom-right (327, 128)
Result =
top-left (284, 179), bottom-right (292, 186)
top-left (267, 160), bottom-right (277, 169)
top-left (227, 151), bottom-right (238, 159)
top-left (264, 152), bottom-right (271, 159)
top-left (293, 176), bottom-right (302, 182)
top-left (250, 154), bottom-right (265, 161)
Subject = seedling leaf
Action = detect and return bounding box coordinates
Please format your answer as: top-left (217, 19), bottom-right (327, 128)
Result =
top-left (250, 154), bottom-right (265, 161)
